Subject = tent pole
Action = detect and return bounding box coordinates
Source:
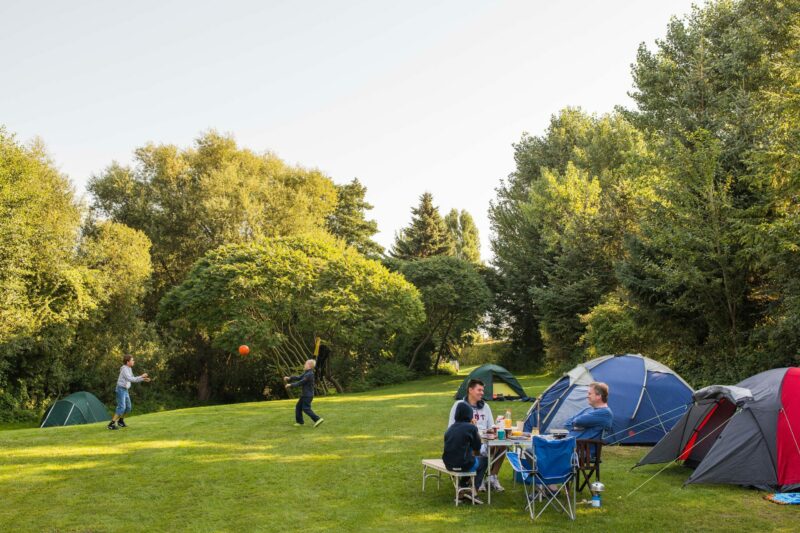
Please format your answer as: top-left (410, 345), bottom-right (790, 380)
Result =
top-left (63, 404), bottom-right (76, 426)
top-left (40, 405), bottom-right (54, 428)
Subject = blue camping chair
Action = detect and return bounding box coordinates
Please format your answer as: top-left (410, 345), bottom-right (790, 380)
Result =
top-left (506, 451), bottom-right (537, 518)
top-left (509, 436), bottom-right (578, 520)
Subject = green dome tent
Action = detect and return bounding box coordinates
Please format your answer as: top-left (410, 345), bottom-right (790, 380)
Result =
top-left (455, 364), bottom-right (528, 401)
top-left (40, 392), bottom-right (111, 428)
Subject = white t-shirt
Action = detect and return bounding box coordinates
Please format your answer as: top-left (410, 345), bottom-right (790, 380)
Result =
top-left (448, 399), bottom-right (494, 432)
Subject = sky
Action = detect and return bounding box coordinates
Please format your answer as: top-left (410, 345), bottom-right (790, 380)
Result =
top-left (1, 0), bottom-right (697, 260)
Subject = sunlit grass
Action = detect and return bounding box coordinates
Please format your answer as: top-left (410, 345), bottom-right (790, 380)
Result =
top-left (0, 371), bottom-right (797, 532)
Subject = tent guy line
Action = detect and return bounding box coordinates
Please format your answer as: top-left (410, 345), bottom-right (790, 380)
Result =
top-left (626, 410), bottom-right (744, 498)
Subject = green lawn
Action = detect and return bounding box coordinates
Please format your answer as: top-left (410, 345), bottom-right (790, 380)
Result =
top-left (0, 372), bottom-right (796, 532)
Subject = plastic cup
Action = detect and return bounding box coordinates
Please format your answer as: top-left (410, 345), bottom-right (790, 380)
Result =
top-left (498, 429), bottom-right (506, 440)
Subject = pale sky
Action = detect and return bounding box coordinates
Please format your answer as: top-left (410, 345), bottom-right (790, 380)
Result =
top-left (1, 0), bottom-right (696, 260)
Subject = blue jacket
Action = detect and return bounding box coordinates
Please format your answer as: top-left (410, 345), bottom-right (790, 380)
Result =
top-left (564, 406), bottom-right (613, 440)
top-left (288, 370), bottom-right (315, 397)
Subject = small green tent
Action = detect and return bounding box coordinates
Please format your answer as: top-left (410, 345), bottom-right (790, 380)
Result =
top-left (40, 392), bottom-right (110, 428)
top-left (455, 364), bottom-right (528, 401)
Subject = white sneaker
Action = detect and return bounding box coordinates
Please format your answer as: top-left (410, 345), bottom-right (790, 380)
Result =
top-left (477, 480), bottom-right (488, 492)
top-left (490, 476), bottom-right (505, 492)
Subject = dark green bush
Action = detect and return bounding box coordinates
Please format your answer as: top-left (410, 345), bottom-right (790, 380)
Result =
top-left (365, 361), bottom-right (415, 387)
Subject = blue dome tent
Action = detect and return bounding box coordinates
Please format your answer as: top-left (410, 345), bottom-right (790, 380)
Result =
top-left (523, 354), bottom-right (694, 445)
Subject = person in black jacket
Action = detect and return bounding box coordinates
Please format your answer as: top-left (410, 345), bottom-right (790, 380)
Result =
top-left (284, 359), bottom-right (324, 427)
top-left (442, 401), bottom-right (488, 504)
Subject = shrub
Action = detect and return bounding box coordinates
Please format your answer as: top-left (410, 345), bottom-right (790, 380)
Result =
top-left (366, 361), bottom-right (415, 387)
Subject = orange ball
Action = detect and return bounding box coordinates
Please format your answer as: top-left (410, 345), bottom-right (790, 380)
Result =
top-left (238, 345), bottom-right (250, 356)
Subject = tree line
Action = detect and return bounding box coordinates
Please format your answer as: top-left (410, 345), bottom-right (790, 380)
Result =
top-left (0, 127), bottom-right (488, 418)
top-left (489, 0), bottom-right (800, 384)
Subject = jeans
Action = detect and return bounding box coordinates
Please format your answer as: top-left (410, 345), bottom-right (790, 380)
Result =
top-left (295, 396), bottom-right (319, 424)
top-left (115, 386), bottom-right (132, 416)
top-left (460, 456), bottom-right (488, 489)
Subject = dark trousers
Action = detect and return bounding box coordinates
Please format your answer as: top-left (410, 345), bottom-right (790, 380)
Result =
top-left (459, 456), bottom-right (488, 489)
top-left (295, 396), bottom-right (319, 424)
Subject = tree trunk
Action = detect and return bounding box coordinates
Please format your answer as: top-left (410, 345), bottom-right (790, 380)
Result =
top-left (432, 319), bottom-right (454, 372)
top-left (408, 317), bottom-right (444, 369)
top-left (197, 363), bottom-right (211, 401)
top-left (193, 333), bottom-right (213, 401)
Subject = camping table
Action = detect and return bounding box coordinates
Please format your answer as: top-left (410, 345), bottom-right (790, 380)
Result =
top-left (480, 433), bottom-right (531, 504)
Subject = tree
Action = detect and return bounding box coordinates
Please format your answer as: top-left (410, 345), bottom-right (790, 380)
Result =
top-left (527, 163), bottom-right (616, 365)
top-left (325, 178), bottom-right (383, 257)
top-left (88, 131), bottom-right (339, 318)
top-left (444, 209), bottom-right (481, 263)
top-left (618, 132), bottom-right (749, 381)
top-left (391, 192), bottom-right (454, 259)
top-left (488, 109), bottom-right (653, 369)
top-left (158, 235), bottom-right (424, 400)
top-left (616, 0), bottom-right (800, 381)
top-left (70, 220), bottom-right (160, 396)
top-left (396, 256), bottom-right (492, 370)
top-left (0, 128), bottom-right (93, 412)
top-left (744, 19), bottom-right (800, 370)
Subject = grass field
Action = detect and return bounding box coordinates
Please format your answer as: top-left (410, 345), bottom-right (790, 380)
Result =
top-left (1, 371), bottom-right (797, 532)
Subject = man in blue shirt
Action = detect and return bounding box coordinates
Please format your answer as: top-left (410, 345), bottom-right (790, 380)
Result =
top-left (563, 382), bottom-right (612, 441)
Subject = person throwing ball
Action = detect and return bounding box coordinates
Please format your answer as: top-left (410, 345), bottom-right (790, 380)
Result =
top-left (284, 359), bottom-right (324, 428)
top-left (108, 354), bottom-right (150, 430)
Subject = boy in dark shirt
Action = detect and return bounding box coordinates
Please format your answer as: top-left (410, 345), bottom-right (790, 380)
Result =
top-left (284, 359), bottom-right (324, 427)
top-left (442, 401), bottom-right (488, 504)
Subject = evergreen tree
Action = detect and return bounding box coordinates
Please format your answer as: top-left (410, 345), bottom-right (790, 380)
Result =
top-left (325, 178), bottom-right (383, 257)
top-left (444, 209), bottom-right (481, 263)
top-left (391, 192), bottom-right (454, 259)
top-left (616, 0), bottom-right (799, 381)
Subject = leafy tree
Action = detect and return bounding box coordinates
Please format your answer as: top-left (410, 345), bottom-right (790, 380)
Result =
top-left (0, 129), bottom-right (94, 413)
top-left (70, 220), bottom-right (161, 397)
top-left (527, 163), bottom-right (617, 365)
top-left (616, 0), bottom-right (800, 381)
top-left (618, 132), bottom-right (750, 381)
top-left (395, 256), bottom-right (492, 370)
top-left (444, 209), bottom-right (481, 263)
top-left (745, 19), bottom-right (800, 370)
top-left (88, 131), bottom-right (339, 318)
top-left (489, 109), bottom-right (653, 369)
top-left (325, 178), bottom-right (383, 257)
top-left (158, 235), bottom-right (424, 400)
top-left (391, 192), bottom-right (454, 259)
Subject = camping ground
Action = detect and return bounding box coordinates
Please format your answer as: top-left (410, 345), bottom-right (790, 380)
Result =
top-left (0, 371), bottom-right (796, 532)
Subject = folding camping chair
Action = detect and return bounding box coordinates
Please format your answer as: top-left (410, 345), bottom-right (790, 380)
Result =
top-left (507, 451), bottom-right (538, 518)
top-left (575, 438), bottom-right (603, 492)
top-left (524, 436), bottom-right (578, 520)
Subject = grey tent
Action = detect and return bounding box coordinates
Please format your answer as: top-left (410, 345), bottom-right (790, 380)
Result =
top-left (40, 391), bottom-right (111, 428)
top-left (635, 367), bottom-right (800, 492)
